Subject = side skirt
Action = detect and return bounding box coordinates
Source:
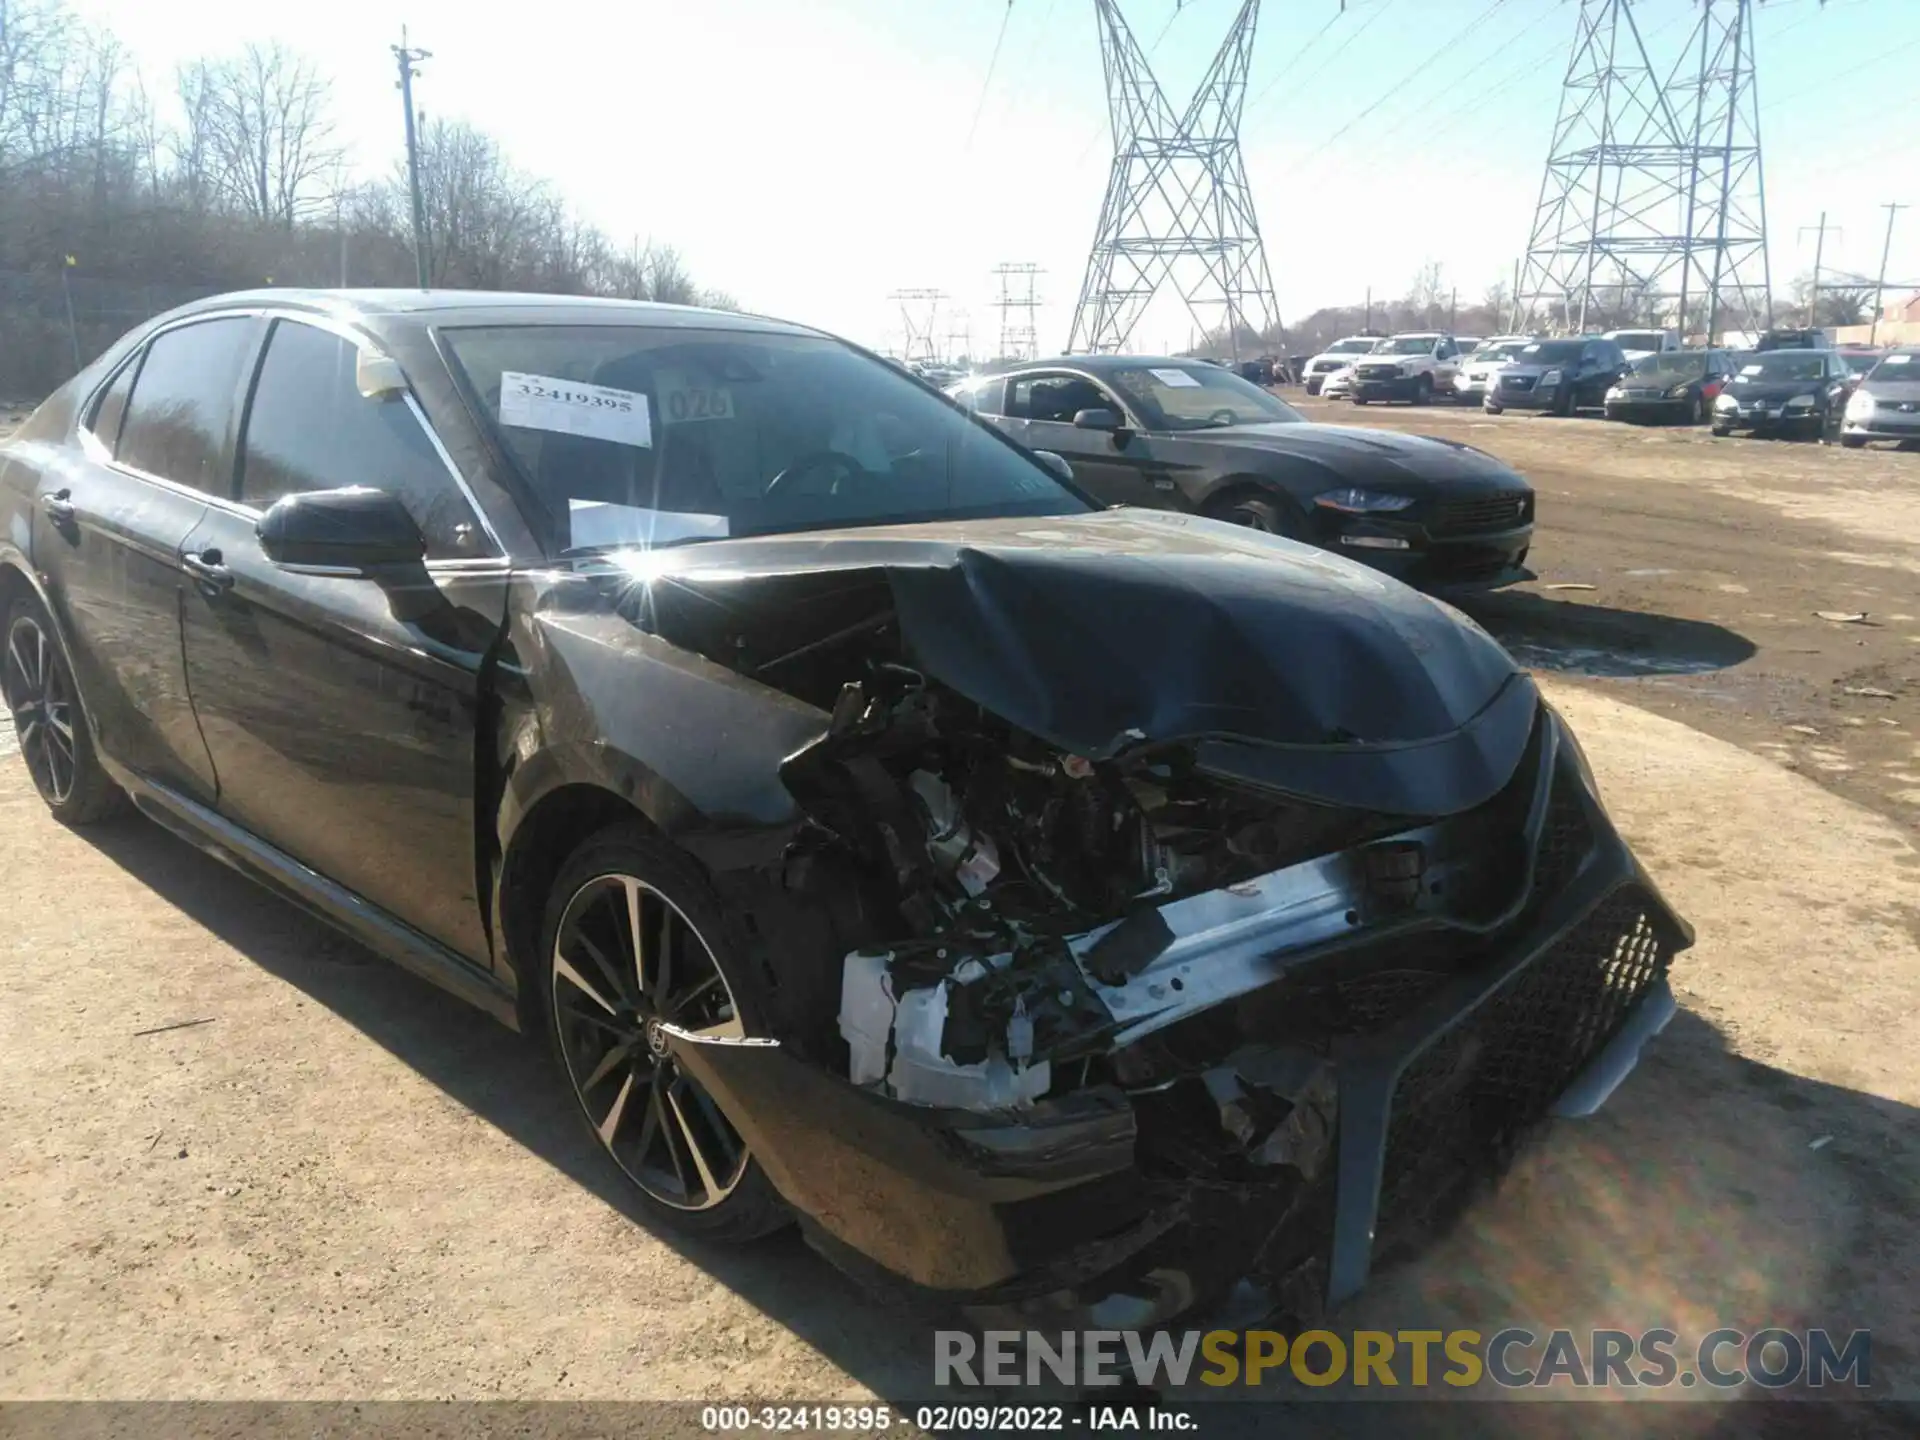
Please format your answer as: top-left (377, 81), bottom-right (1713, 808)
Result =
top-left (107, 761), bottom-right (519, 1029)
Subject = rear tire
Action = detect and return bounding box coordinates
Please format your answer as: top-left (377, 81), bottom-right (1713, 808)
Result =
top-left (1351, 397), bottom-right (1369, 406)
top-left (538, 822), bottom-right (790, 1243)
top-left (2, 597), bottom-right (125, 825)
top-left (1840, 435), bottom-right (1866, 450)
top-left (1689, 395), bottom-right (1706, 425)
top-left (1552, 385), bottom-right (1574, 418)
top-left (1485, 402), bottom-right (1504, 416)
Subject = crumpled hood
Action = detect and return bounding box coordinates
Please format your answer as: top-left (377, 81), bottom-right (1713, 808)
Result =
top-left (603, 509), bottom-right (1538, 815)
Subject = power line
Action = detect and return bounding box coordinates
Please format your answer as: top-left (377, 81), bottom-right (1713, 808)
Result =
top-left (962, 1), bottom-right (1018, 156)
top-left (1248, 0), bottom-right (1396, 118)
top-left (1765, 33), bottom-right (1920, 110)
top-left (1270, 0), bottom-right (1507, 181)
top-left (1241, 6), bottom-right (1344, 118)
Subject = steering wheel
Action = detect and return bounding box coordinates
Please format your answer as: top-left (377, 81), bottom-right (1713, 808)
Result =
top-left (763, 449), bottom-right (871, 500)
top-left (1207, 407), bottom-right (1239, 426)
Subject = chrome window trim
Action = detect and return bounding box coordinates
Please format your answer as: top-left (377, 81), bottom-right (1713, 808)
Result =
top-left (77, 305), bottom-right (509, 561)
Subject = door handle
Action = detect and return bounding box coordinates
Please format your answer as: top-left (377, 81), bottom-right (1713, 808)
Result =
top-left (182, 549), bottom-right (235, 594)
top-left (39, 490), bottom-right (76, 526)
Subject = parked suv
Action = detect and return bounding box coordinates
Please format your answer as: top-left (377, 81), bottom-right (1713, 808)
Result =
top-left (1453, 337), bottom-right (1536, 406)
top-left (1349, 333), bottom-right (1468, 406)
top-left (1486, 337), bottom-right (1629, 416)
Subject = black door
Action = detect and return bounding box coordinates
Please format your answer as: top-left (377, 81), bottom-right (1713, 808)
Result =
top-left (28, 317), bottom-right (262, 803)
top-left (1000, 371), bottom-right (1169, 509)
top-left (178, 317), bottom-right (508, 964)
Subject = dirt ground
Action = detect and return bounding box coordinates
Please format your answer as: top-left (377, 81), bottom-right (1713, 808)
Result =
top-left (2, 402), bottom-right (1919, 1427)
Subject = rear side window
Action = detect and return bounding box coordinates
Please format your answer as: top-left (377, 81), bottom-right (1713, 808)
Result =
top-left (87, 353), bottom-right (142, 450)
top-left (239, 319), bottom-right (480, 559)
top-left (116, 318), bottom-right (255, 494)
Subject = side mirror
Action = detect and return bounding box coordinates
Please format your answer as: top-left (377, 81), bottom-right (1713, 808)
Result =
top-left (257, 487), bottom-right (426, 574)
top-left (1072, 407), bottom-right (1123, 432)
top-left (1031, 449), bottom-right (1075, 484)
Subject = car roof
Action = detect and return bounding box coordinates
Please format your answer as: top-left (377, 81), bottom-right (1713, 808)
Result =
top-left (158, 287), bottom-right (819, 338)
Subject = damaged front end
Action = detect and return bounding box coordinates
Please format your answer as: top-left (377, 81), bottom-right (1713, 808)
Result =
top-left (639, 517), bottom-right (1691, 1327)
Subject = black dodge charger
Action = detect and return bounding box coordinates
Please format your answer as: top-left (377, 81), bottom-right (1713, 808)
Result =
top-left (953, 357), bottom-right (1535, 592)
top-left (1, 291), bottom-right (1686, 1331)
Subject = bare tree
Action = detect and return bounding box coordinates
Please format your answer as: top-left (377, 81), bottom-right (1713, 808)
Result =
top-left (202, 42), bottom-right (339, 228)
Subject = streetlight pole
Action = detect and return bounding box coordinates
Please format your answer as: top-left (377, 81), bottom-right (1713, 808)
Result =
top-left (392, 28), bottom-right (432, 290)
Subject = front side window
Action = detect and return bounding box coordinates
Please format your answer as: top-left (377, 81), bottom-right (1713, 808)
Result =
top-left (442, 325), bottom-right (1086, 552)
top-left (1007, 373), bottom-right (1112, 423)
top-left (86, 353), bottom-right (142, 451)
top-left (240, 320), bottom-right (480, 559)
top-left (116, 317), bottom-right (255, 494)
top-left (1104, 364), bottom-right (1302, 430)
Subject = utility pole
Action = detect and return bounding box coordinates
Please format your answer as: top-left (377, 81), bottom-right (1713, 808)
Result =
top-left (392, 28), bottom-right (432, 290)
top-left (1448, 287), bottom-right (1457, 332)
top-left (1870, 203), bottom-right (1908, 346)
top-left (1799, 211), bottom-right (1833, 327)
top-left (1364, 287), bottom-right (1372, 332)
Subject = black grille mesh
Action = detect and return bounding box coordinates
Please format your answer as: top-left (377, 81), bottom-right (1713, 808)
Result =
top-left (1373, 888), bottom-right (1672, 1250)
top-left (1436, 495), bottom-right (1530, 533)
top-left (1532, 768), bottom-right (1596, 896)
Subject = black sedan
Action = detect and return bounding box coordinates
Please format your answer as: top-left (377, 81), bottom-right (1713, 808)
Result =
top-left (1, 291), bottom-right (1688, 1331)
top-left (1603, 348), bottom-right (1736, 426)
top-left (954, 357), bottom-right (1535, 592)
top-left (1710, 350), bottom-right (1853, 440)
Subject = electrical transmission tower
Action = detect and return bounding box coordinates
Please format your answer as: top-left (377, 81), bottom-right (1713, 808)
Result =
top-left (1515, 0), bottom-right (1771, 342)
top-left (1068, 0), bottom-right (1279, 358)
top-left (992, 263), bottom-right (1045, 361)
top-left (888, 289), bottom-right (947, 364)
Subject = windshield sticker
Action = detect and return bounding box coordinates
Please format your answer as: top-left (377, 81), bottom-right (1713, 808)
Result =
top-left (655, 370), bottom-right (737, 425)
top-left (500, 371), bottom-right (652, 447)
top-left (568, 500), bottom-right (727, 550)
top-left (1740, 364), bottom-right (1764, 376)
top-left (1148, 367), bottom-right (1203, 388)
top-left (1883, 353), bottom-right (1912, 365)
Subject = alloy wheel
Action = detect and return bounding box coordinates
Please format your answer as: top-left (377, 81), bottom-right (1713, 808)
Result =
top-left (549, 873), bottom-right (749, 1211)
top-left (3, 614), bottom-right (75, 806)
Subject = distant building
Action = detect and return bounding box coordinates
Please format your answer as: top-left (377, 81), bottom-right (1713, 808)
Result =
top-left (1835, 291), bottom-right (1920, 348)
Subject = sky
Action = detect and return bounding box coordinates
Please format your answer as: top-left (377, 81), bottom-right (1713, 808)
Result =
top-left (69, 0), bottom-right (1919, 355)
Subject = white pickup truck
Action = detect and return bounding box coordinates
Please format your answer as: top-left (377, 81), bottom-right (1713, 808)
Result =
top-left (1346, 332), bottom-right (1471, 406)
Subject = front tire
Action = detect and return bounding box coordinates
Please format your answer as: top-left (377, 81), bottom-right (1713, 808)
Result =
top-left (2, 597), bottom-right (124, 825)
top-left (1207, 493), bottom-right (1294, 537)
top-left (1412, 374), bottom-right (1433, 406)
top-left (1710, 423), bottom-right (1732, 437)
top-left (1485, 402), bottom-right (1504, 415)
top-left (1840, 434), bottom-right (1866, 449)
top-left (539, 822), bottom-right (788, 1242)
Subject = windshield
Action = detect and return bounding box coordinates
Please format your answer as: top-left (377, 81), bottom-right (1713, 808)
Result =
top-left (1518, 341), bottom-right (1584, 364)
top-left (1630, 352), bottom-right (1709, 378)
top-left (1612, 332), bottom-right (1664, 352)
top-left (1839, 352), bottom-right (1879, 375)
top-left (1326, 338), bottom-right (1377, 354)
top-left (1104, 364), bottom-right (1303, 430)
top-left (1472, 342), bottom-right (1530, 363)
top-left (442, 325), bottom-right (1087, 550)
top-left (1739, 353), bottom-right (1826, 383)
top-left (1374, 336), bottom-right (1440, 355)
top-left (1867, 352), bottom-right (1917, 382)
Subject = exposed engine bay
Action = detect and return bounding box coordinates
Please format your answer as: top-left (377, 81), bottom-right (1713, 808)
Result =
top-left (774, 662), bottom-right (1514, 1118)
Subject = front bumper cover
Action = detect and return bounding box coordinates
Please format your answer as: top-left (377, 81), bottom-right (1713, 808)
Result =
top-left (666, 705), bottom-right (1690, 1327)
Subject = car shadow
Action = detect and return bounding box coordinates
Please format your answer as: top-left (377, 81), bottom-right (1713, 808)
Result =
top-left (70, 816), bottom-right (1918, 1434)
top-left (1454, 591), bottom-right (1757, 679)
